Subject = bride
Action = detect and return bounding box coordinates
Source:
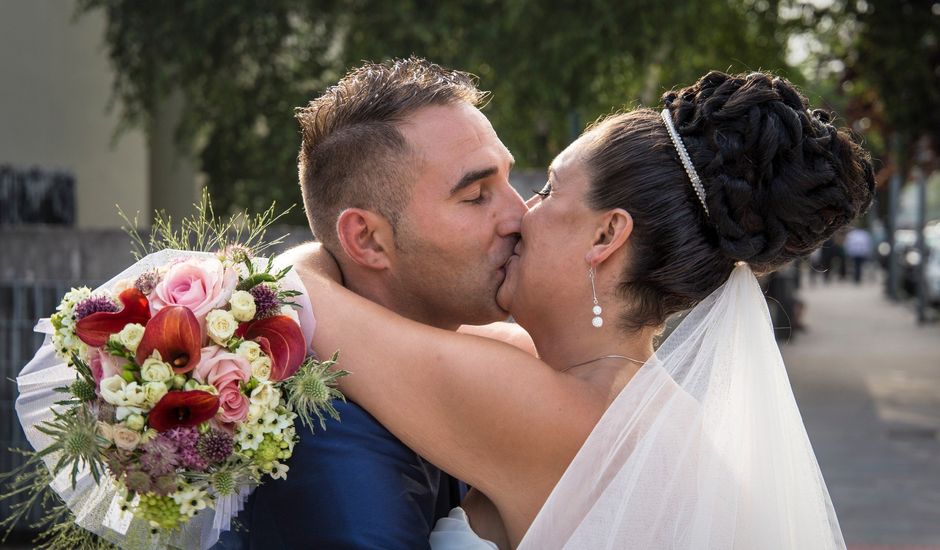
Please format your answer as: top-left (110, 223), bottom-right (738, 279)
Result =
top-left (289, 70), bottom-right (874, 548)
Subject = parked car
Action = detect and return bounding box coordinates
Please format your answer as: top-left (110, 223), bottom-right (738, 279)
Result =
top-left (897, 221), bottom-right (940, 303)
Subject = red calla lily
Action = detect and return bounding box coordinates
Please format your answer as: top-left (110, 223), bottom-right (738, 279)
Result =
top-left (135, 306), bottom-right (202, 374)
top-left (244, 315), bottom-right (305, 381)
top-left (76, 288), bottom-right (151, 347)
top-left (147, 390), bottom-right (220, 432)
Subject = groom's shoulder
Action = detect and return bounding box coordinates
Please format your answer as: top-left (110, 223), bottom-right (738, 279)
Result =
top-left (237, 399), bottom-right (445, 549)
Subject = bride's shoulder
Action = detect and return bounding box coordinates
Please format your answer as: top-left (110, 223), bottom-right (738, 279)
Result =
top-left (274, 242), bottom-right (318, 271)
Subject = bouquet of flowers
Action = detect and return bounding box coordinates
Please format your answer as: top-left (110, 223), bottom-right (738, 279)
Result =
top-left (3, 197), bottom-right (347, 549)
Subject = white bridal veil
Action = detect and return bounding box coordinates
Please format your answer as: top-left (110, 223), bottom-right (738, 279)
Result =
top-left (518, 263), bottom-right (845, 549)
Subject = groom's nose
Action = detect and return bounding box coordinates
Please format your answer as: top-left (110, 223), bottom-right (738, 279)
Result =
top-left (495, 183), bottom-right (527, 237)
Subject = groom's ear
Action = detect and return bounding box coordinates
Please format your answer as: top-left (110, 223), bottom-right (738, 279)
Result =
top-left (335, 208), bottom-right (395, 270)
top-left (584, 208), bottom-right (633, 266)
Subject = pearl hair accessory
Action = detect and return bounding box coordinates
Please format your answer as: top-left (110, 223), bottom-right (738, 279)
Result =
top-left (589, 266), bottom-right (603, 328)
top-left (660, 108), bottom-right (710, 217)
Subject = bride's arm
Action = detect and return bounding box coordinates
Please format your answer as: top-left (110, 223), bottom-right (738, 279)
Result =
top-left (294, 263), bottom-right (605, 503)
top-left (457, 323), bottom-right (537, 356)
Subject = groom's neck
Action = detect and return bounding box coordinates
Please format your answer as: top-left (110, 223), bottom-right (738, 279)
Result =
top-left (342, 270), bottom-right (459, 332)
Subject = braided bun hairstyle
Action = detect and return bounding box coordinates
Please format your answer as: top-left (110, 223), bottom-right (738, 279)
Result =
top-left (582, 71), bottom-right (875, 331)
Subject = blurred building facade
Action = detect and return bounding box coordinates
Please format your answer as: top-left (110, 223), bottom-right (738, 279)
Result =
top-left (0, 0), bottom-right (196, 230)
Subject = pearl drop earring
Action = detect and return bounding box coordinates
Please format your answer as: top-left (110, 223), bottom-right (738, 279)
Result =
top-left (589, 266), bottom-right (603, 328)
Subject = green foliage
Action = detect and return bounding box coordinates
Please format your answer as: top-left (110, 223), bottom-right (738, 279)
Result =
top-left (0, 450), bottom-right (116, 550)
top-left (77, 0), bottom-right (796, 214)
top-left (120, 188), bottom-right (294, 260)
top-left (794, 0), bottom-right (939, 163)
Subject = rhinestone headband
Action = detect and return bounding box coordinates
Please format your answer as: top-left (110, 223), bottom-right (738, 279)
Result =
top-left (660, 109), bottom-right (709, 217)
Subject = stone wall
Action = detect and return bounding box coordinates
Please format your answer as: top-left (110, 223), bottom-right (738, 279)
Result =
top-left (0, 225), bottom-right (314, 282)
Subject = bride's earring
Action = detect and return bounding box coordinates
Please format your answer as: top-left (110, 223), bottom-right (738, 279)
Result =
top-left (589, 266), bottom-right (603, 328)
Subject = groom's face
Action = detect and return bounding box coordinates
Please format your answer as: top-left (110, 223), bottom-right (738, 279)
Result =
top-left (391, 103), bottom-right (526, 328)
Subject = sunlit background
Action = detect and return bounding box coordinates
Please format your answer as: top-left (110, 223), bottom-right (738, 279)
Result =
top-left (1, 0), bottom-right (938, 548)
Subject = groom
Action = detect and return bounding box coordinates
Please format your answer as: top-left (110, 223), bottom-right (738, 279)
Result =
top-left (216, 57), bottom-right (526, 548)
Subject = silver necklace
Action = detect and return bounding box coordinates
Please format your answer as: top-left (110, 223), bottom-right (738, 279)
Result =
top-left (560, 354), bottom-right (647, 373)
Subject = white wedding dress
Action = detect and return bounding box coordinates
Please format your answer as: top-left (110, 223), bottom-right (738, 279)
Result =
top-left (430, 263), bottom-right (845, 550)
top-left (430, 507), bottom-right (498, 549)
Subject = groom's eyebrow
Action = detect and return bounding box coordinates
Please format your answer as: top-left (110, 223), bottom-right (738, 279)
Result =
top-left (449, 167), bottom-right (498, 196)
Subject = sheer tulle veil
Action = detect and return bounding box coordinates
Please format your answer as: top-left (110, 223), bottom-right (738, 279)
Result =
top-left (518, 263), bottom-right (845, 549)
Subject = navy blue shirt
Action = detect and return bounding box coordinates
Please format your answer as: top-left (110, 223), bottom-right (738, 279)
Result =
top-left (213, 400), bottom-right (459, 549)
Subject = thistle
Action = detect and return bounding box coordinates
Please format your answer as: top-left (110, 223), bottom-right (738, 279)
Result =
top-left (248, 284), bottom-right (280, 318)
top-left (183, 459), bottom-right (257, 498)
top-left (282, 352), bottom-right (349, 431)
top-left (33, 405), bottom-right (109, 487)
top-left (54, 354), bottom-right (100, 406)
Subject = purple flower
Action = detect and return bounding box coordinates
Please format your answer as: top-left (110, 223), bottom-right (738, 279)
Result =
top-left (74, 295), bottom-right (119, 322)
top-left (197, 429), bottom-right (234, 464)
top-left (179, 446), bottom-right (208, 471)
top-left (139, 436), bottom-right (179, 476)
top-left (249, 284), bottom-right (280, 319)
top-left (163, 426), bottom-right (200, 451)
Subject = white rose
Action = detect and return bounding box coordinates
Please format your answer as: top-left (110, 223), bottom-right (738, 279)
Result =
top-left (142, 381), bottom-right (169, 407)
top-left (112, 424), bottom-right (141, 451)
top-left (250, 356), bottom-right (272, 381)
top-left (236, 340), bottom-right (262, 363)
top-left (99, 376), bottom-right (127, 406)
top-left (229, 290), bottom-right (257, 322)
top-left (122, 382), bottom-right (148, 407)
top-left (117, 323), bottom-right (146, 353)
top-left (140, 356), bottom-right (173, 383)
top-left (206, 309), bottom-right (237, 344)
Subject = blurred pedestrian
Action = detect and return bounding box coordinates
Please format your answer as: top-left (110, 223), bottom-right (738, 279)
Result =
top-left (845, 226), bottom-right (873, 284)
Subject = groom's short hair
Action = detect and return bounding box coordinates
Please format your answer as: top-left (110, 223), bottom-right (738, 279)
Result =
top-left (296, 57), bottom-right (486, 249)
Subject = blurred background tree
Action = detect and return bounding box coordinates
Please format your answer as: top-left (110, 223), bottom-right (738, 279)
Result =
top-left (791, 0), bottom-right (939, 177)
top-left (76, 0), bottom-right (807, 221)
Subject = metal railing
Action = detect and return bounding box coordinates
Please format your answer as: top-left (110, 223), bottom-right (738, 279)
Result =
top-left (0, 280), bottom-right (92, 528)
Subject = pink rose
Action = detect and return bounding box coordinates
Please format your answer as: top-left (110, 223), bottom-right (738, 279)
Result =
top-left (150, 257), bottom-right (237, 321)
top-left (89, 348), bottom-right (124, 390)
top-left (192, 345), bottom-right (251, 424)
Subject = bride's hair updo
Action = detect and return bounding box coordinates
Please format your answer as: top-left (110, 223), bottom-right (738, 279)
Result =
top-left (582, 71), bottom-right (875, 331)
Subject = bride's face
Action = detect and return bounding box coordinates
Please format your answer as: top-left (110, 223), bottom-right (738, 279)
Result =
top-left (497, 136), bottom-right (600, 328)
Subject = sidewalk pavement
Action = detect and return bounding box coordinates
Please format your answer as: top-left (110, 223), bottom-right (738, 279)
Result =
top-left (782, 277), bottom-right (940, 548)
